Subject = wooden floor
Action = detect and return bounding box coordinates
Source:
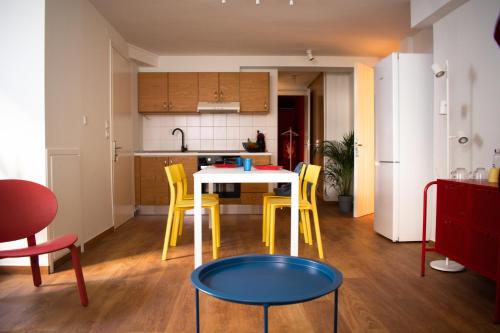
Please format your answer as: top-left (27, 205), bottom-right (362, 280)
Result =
top-left (1, 204), bottom-right (499, 332)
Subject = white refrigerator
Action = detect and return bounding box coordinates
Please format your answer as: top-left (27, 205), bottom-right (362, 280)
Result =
top-left (374, 53), bottom-right (433, 242)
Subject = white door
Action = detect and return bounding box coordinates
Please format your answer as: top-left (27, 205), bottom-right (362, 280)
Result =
top-left (111, 47), bottom-right (134, 228)
top-left (353, 63), bottom-right (375, 218)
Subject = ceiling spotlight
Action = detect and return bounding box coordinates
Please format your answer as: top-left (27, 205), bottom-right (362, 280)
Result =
top-left (431, 63), bottom-right (446, 78)
top-left (221, 0), bottom-right (226, 3)
top-left (256, 0), bottom-right (260, 4)
top-left (306, 49), bottom-right (314, 61)
top-left (289, 0), bottom-right (294, 5)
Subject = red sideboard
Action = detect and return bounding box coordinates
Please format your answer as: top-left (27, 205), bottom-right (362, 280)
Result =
top-left (422, 179), bottom-right (500, 322)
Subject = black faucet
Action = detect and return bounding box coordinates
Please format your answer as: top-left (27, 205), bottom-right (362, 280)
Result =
top-left (172, 128), bottom-right (188, 152)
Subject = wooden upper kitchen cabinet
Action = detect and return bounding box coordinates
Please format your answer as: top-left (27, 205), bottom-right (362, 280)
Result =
top-left (199, 72), bottom-right (239, 102)
top-left (138, 73), bottom-right (168, 113)
top-left (239, 72), bottom-right (269, 113)
top-left (168, 72), bottom-right (199, 112)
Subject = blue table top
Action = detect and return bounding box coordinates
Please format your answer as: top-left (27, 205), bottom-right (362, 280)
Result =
top-left (191, 255), bottom-right (343, 306)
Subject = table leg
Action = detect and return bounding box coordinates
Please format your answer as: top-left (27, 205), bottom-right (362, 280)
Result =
top-left (290, 176), bottom-right (299, 257)
top-left (263, 304), bottom-right (269, 333)
top-left (208, 183), bottom-right (214, 229)
top-left (194, 177), bottom-right (203, 268)
top-left (195, 289), bottom-right (200, 333)
top-left (333, 289), bottom-right (339, 333)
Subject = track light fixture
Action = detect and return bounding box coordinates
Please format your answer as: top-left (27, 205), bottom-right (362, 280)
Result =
top-left (306, 49), bottom-right (314, 61)
top-left (431, 63), bottom-right (446, 78)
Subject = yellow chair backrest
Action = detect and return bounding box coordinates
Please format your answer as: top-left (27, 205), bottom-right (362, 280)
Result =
top-left (301, 164), bottom-right (321, 204)
top-left (177, 164), bottom-right (189, 197)
top-left (165, 164), bottom-right (185, 204)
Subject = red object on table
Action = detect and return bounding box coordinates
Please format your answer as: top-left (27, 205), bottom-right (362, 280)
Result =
top-left (213, 164), bottom-right (238, 168)
top-left (253, 165), bottom-right (283, 170)
top-left (0, 179), bottom-right (89, 306)
top-left (421, 179), bottom-right (500, 323)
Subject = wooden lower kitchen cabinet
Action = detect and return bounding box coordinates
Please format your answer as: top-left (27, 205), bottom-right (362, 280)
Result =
top-left (240, 155), bottom-right (271, 204)
top-left (137, 156), bottom-right (198, 205)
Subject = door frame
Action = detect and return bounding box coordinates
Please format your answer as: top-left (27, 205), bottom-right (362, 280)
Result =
top-left (109, 44), bottom-right (135, 229)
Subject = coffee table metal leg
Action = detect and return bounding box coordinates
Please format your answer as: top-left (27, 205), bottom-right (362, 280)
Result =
top-left (333, 289), bottom-right (339, 333)
top-left (263, 304), bottom-right (269, 333)
top-left (196, 289), bottom-right (200, 333)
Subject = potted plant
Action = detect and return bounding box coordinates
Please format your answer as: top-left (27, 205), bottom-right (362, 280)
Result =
top-left (319, 131), bottom-right (355, 214)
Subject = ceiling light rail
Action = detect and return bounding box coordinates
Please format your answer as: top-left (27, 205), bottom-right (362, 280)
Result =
top-left (221, 0), bottom-right (294, 6)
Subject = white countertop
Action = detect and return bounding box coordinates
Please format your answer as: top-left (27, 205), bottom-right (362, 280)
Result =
top-left (135, 150), bottom-right (272, 156)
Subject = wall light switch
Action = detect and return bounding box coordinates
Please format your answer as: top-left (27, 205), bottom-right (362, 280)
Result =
top-left (439, 100), bottom-right (447, 115)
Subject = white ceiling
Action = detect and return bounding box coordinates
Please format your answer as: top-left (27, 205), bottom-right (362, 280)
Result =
top-left (90, 0), bottom-right (410, 57)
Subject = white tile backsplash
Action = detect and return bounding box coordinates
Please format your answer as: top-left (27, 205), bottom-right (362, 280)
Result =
top-left (142, 113), bottom-right (277, 154)
top-left (213, 127), bottom-right (227, 140)
top-left (226, 127), bottom-right (240, 139)
top-left (200, 127), bottom-right (214, 140)
top-left (187, 126), bottom-right (201, 139)
top-left (213, 114), bottom-right (227, 127)
top-left (200, 114), bottom-right (213, 127)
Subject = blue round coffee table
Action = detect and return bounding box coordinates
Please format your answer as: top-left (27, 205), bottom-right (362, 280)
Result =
top-left (191, 254), bottom-right (343, 332)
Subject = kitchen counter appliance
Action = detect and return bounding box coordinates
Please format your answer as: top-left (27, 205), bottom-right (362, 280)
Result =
top-left (198, 155), bottom-right (241, 198)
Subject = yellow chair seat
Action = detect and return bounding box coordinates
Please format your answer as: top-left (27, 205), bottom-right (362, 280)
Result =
top-left (183, 193), bottom-right (219, 200)
top-left (266, 197), bottom-right (313, 210)
top-left (175, 198), bottom-right (220, 209)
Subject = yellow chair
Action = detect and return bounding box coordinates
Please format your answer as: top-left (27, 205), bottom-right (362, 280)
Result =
top-left (161, 164), bottom-right (221, 261)
top-left (176, 164), bottom-right (219, 237)
top-left (266, 164), bottom-right (324, 259)
top-left (261, 164), bottom-right (311, 246)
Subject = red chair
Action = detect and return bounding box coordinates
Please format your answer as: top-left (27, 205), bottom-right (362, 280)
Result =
top-left (0, 179), bottom-right (88, 306)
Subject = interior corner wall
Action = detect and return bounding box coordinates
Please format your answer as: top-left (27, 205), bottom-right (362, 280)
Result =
top-left (433, 0), bottom-right (500, 178)
top-left (0, 0), bottom-right (48, 266)
top-left (324, 73), bottom-right (354, 201)
top-left (400, 28), bottom-right (434, 53)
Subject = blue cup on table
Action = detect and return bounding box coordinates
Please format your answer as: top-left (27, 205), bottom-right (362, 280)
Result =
top-left (235, 157), bottom-right (243, 166)
top-left (243, 158), bottom-right (252, 171)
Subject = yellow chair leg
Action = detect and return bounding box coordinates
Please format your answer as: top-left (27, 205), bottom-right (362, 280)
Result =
top-left (312, 208), bottom-right (324, 259)
top-left (170, 210), bottom-right (181, 246)
top-left (299, 210), bottom-right (309, 244)
top-left (266, 202), bottom-right (274, 247)
top-left (178, 211), bottom-right (184, 236)
top-left (269, 205), bottom-right (277, 255)
top-left (305, 210), bottom-right (313, 245)
top-left (210, 206), bottom-right (218, 259)
top-left (262, 196), bottom-right (269, 243)
top-left (161, 206), bottom-right (175, 260)
top-left (299, 218), bottom-right (304, 234)
top-left (215, 204), bottom-right (221, 248)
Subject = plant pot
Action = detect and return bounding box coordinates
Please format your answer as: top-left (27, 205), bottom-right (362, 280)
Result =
top-left (338, 195), bottom-right (353, 214)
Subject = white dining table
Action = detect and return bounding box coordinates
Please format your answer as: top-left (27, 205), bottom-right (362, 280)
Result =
top-left (193, 166), bottom-right (299, 268)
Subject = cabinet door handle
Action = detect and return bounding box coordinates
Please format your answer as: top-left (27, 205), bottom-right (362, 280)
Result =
top-left (264, 103), bottom-right (268, 110)
top-left (220, 91), bottom-right (223, 101)
top-left (162, 102), bottom-right (167, 109)
top-left (169, 102), bottom-right (173, 110)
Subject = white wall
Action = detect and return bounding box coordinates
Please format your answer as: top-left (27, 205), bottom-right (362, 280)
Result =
top-left (433, 0), bottom-right (500, 178)
top-left (141, 56), bottom-right (379, 73)
top-left (0, 0), bottom-right (48, 266)
top-left (324, 73), bottom-right (354, 201)
top-left (411, 0), bottom-right (468, 28)
top-left (45, 0), bottom-right (132, 246)
top-left (400, 28), bottom-right (433, 53)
